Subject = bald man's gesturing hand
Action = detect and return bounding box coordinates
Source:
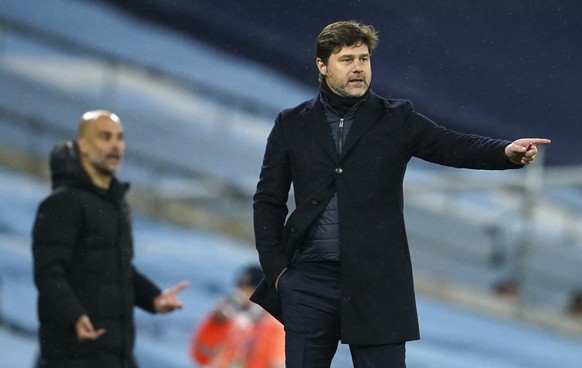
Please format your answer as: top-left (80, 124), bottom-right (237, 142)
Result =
top-left (154, 280), bottom-right (190, 314)
top-left (75, 315), bottom-right (106, 341)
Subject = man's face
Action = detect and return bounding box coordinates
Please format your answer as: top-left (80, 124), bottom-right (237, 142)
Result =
top-left (79, 116), bottom-right (125, 176)
top-left (317, 43), bottom-right (371, 97)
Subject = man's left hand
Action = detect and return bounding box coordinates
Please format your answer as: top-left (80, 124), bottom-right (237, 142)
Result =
top-left (504, 138), bottom-right (551, 165)
top-left (154, 280), bottom-right (190, 314)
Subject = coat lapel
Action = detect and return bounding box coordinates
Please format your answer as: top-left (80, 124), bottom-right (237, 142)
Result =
top-left (340, 92), bottom-right (385, 161)
top-left (302, 96), bottom-right (338, 161)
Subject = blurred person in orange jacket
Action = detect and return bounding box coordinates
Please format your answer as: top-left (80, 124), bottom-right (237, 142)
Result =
top-left (190, 265), bottom-right (285, 368)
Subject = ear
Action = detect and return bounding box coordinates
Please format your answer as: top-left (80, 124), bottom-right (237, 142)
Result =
top-left (316, 58), bottom-right (327, 76)
top-left (77, 138), bottom-right (88, 155)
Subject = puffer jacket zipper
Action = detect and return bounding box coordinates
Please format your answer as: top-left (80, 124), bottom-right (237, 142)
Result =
top-left (338, 118), bottom-right (344, 154)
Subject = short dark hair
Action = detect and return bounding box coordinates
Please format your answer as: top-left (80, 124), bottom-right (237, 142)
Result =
top-left (315, 20), bottom-right (379, 64)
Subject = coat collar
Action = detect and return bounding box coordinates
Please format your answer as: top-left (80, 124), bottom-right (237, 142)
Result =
top-left (300, 90), bottom-right (386, 162)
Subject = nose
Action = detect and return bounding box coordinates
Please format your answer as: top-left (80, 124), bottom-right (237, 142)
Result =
top-left (352, 60), bottom-right (364, 72)
top-left (111, 137), bottom-right (125, 152)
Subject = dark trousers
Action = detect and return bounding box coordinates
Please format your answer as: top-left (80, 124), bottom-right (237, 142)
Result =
top-left (278, 262), bottom-right (406, 368)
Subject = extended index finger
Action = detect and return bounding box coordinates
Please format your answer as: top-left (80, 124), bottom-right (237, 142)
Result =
top-left (526, 138), bottom-right (552, 145)
top-left (166, 280), bottom-right (190, 295)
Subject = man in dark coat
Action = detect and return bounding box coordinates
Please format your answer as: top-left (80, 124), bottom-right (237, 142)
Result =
top-left (32, 110), bottom-right (189, 368)
top-left (250, 21), bottom-right (551, 367)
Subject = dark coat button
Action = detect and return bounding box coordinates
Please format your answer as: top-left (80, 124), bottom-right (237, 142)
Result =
top-left (335, 167), bottom-right (343, 174)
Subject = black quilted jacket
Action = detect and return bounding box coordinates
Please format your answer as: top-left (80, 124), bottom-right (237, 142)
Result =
top-left (32, 141), bottom-right (161, 367)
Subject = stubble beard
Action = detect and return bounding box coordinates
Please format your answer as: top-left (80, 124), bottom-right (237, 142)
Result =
top-left (92, 160), bottom-right (117, 178)
top-left (343, 83), bottom-right (368, 98)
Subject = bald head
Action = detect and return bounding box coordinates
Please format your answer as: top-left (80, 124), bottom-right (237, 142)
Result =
top-left (76, 110), bottom-right (125, 189)
top-left (78, 110), bottom-right (121, 139)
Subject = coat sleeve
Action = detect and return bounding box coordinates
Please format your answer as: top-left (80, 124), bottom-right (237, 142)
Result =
top-left (132, 266), bottom-right (162, 313)
top-left (253, 114), bottom-right (293, 285)
top-left (32, 191), bottom-right (86, 328)
top-left (404, 108), bottom-right (522, 170)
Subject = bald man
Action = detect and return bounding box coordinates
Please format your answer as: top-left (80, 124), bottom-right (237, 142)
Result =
top-left (32, 110), bottom-right (188, 368)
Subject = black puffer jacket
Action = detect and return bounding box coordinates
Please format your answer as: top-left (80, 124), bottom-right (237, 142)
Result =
top-left (32, 141), bottom-right (161, 368)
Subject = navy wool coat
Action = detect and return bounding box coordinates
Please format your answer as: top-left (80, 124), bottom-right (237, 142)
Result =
top-left (251, 91), bottom-right (521, 344)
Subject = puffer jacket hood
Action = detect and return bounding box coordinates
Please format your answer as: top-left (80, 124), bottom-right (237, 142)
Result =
top-left (49, 140), bottom-right (90, 190)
